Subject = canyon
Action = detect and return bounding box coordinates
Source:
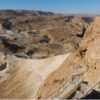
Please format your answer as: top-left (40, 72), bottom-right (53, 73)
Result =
top-left (0, 10), bottom-right (99, 99)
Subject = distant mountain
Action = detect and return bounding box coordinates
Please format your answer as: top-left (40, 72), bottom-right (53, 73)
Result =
top-left (0, 10), bottom-right (55, 17)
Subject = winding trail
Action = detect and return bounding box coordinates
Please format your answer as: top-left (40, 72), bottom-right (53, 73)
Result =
top-left (0, 52), bottom-right (71, 99)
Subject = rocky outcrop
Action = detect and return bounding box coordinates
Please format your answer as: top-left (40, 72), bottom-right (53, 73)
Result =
top-left (2, 20), bottom-right (12, 30)
top-left (80, 17), bottom-right (100, 94)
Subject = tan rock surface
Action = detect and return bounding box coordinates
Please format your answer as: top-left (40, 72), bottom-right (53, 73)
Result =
top-left (81, 17), bottom-right (100, 93)
top-left (0, 53), bottom-right (71, 99)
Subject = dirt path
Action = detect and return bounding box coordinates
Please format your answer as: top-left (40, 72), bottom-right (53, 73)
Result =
top-left (30, 53), bottom-right (71, 80)
top-left (0, 53), bottom-right (71, 99)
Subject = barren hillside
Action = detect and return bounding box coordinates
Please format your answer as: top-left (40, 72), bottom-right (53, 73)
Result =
top-left (0, 10), bottom-right (93, 58)
top-left (0, 10), bottom-right (99, 99)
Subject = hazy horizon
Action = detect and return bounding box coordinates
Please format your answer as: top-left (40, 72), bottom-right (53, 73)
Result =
top-left (0, 0), bottom-right (100, 14)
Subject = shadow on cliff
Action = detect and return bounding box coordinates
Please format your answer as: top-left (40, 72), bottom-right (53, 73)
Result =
top-left (82, 90), bottom-right (100, 99)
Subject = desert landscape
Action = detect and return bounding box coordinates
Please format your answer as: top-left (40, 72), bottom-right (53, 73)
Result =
top-left (0, 9), bottom-right (100, 99)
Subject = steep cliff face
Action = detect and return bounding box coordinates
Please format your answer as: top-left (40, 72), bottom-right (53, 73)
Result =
top-left (80, 17), bottom-right (100, 94)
